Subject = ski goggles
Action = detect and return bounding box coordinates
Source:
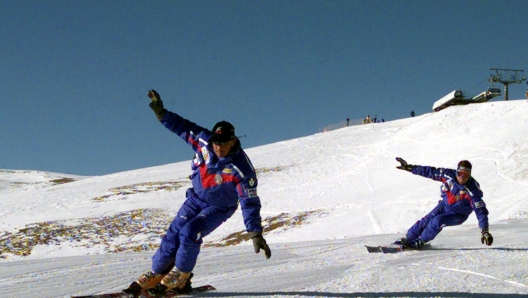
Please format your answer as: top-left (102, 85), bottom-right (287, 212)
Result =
top-left (212, 140), bottom-right (233, 146)
top-left (457, 166), bottom-right (471, 178)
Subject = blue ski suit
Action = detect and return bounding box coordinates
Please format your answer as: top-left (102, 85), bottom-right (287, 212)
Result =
top-left (151, 111), bottom-right (264, 274)
top-left (406, 166), bottom-right (489, 243)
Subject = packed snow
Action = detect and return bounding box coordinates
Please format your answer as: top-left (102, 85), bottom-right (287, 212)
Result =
top-left (2, 100), bottom-right (528, 297)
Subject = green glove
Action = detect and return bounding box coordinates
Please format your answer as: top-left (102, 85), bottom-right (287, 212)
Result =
top-left (396, 157), bottom-right (414, 172)
top-left (248, 232), bottom-right (271, 259)
top-left (481, 227), bottom-right (493, 246)
top-left (147, 89), bottom-right (167, 120)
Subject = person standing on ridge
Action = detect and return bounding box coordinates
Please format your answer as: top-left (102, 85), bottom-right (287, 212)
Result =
top-left (392, 157), bottom-right (493, 249)
top-left (126, 90), bottom-right (271, 295)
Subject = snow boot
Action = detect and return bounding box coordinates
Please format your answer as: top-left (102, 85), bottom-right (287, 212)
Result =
top-left (149, 271), bottom-right (193, 295)
top-left (394, 237), bottom-right (425, 249)
top-left (135, 270), bottom-right (165, 289)
top-left (160, 268), bottom-right (192, 290)
top-left (408, 239), bottom-right (425, 249)
top-left (393, 237), bottom-right (409, 248)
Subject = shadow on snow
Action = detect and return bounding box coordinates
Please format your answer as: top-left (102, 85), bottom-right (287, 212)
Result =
top-left (197, 292), bottom-right (527, 297)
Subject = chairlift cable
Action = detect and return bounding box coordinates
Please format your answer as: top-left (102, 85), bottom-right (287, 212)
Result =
top-left (466, 79), bottom-right (487, 93)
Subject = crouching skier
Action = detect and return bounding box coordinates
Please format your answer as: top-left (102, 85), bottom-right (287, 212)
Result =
top-left (393, 157), bottom-right (493, 249)
top-left (125, 90), bottom-right (271, 295)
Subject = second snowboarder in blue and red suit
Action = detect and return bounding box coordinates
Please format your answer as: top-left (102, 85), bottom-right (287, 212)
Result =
top-left (129, 90), bottom-right (271, 294)
top-left (393, 157), bottom-right (493, 249)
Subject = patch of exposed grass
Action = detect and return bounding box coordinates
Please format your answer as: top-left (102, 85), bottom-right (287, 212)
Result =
top-left (49, 177), bottom-right (77, 185)
top-left (0, 209), bottom-right (171, 257)
top-left (205, 210), bottom-right (323, 247)
top-left (255, 165), bottom-right (292, 175)
top-left (93, 181), bottom-right (188, 202)
top-left (0, 208), bottom-right (324, 258)
top-left (1, 174), bottom-right (322, 258)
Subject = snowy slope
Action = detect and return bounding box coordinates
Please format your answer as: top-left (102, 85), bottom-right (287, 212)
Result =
top-left (1, 100), bottom-right (528, 297)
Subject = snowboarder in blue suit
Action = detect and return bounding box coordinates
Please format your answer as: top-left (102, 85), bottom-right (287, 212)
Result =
top-left (393, 157), bottom-right (493, 249)
top-left (132, 90), bottom-right (271, 293)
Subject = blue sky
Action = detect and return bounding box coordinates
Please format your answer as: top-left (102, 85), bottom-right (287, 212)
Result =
top-left (1, 0), bottom-right (527, 176)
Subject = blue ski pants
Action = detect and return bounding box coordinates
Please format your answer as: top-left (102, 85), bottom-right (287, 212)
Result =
top-left (151, 191), bottom-right (237, 274)
top-left (406, 201), bottom-right (469, 243)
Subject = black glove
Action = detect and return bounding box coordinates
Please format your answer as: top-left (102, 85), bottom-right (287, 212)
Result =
top-left (249, 232), bottom-right (271, 259)
top-left (147, 89), bottom-right (167, 121)
top-left (481, 227), bottom-right (493, 246)
top-left (395, 157), bottom-right (414, 172)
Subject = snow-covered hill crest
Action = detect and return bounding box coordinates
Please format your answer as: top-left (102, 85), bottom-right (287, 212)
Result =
top-left (2, 100), bottom-right (528, 260)
top-left (2, 100), bottom-right (528, 297)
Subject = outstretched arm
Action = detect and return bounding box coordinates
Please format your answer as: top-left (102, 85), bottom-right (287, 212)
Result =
top-left (396, 158), bottom-right (449, 182)
top-left (146, 89), bottom-right (210, 152)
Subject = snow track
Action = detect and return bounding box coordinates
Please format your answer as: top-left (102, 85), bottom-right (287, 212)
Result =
top-left (3, 219), bottom-right (528, 297)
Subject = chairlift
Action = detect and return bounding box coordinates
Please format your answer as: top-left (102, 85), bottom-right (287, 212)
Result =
top-left (486, 87), bottom-right (501, 96)
top-left (486, 81), bottom-right (501, 96)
